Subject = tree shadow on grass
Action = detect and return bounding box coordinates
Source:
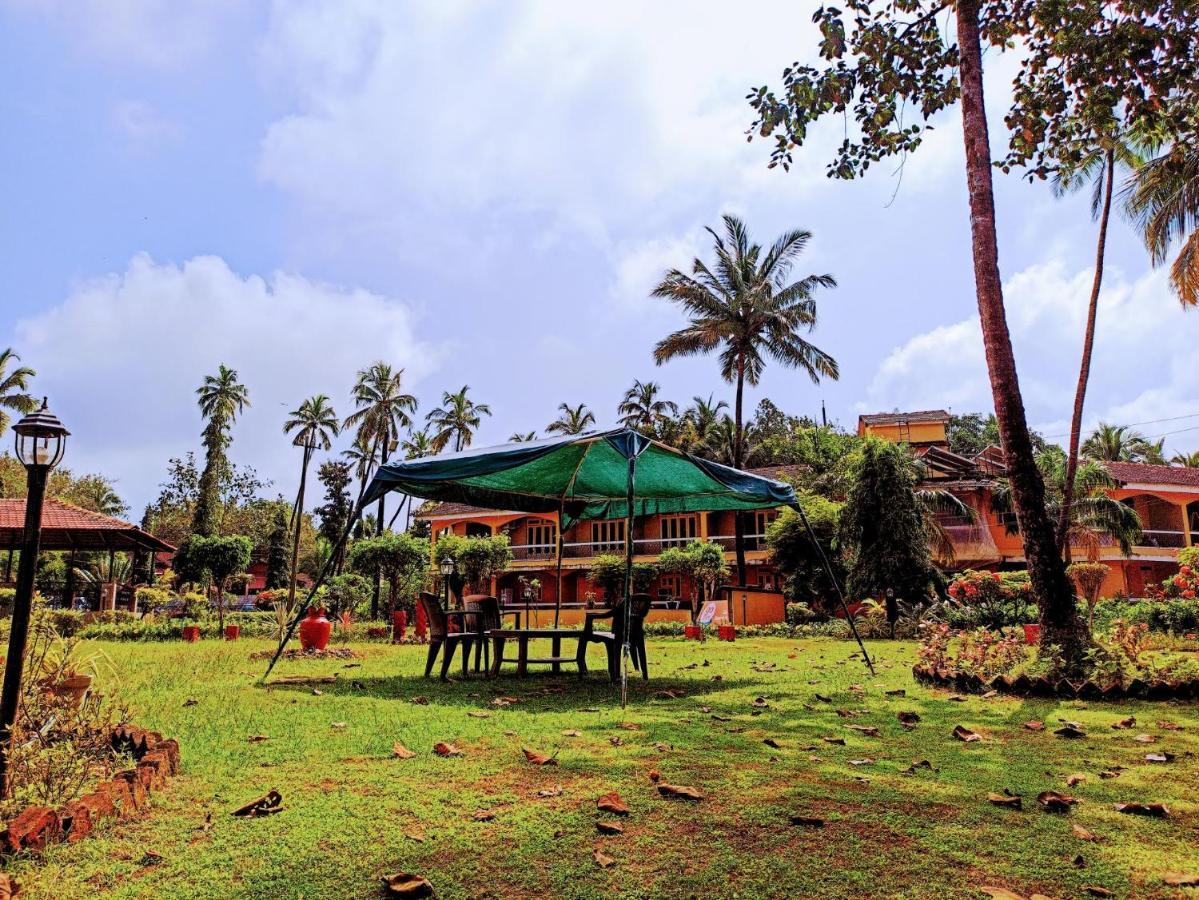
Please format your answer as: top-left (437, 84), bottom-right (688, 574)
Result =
top-left (256, 669), bottom-right (761, 711)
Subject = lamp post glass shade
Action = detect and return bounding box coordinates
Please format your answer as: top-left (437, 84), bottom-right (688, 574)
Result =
top-left (439, 557), bottom-right (455, 577)
top-left (13, 399), bottom-right (69, 469)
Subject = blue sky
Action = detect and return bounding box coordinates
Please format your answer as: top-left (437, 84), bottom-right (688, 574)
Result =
top-left (1, 1), bottom-right (1195, 515)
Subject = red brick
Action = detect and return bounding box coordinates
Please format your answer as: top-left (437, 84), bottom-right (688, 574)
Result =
top-left (59, 800), bottom-right (93, 842)
top-left (2, 806), bottom-right (61, 852)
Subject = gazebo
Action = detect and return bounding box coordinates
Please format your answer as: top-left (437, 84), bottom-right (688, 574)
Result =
top-left (0, 499), bottom-right (175, 609)
top-left (267, 428), bottom-right (872, 689)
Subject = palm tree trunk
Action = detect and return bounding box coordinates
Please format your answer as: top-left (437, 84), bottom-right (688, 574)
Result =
top-left (1057, 150), bottom-right (1115, 562)
top-left (371, 433), bottom-right (389, 620)
top-left (286, 443), bottom-right (312, 612)
top-left (956, 0), bottom-right (1089, 667)
top-left (732, 363), bottom-right (748, 585)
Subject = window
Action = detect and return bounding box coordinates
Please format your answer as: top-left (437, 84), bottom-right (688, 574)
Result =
top-left (591, 520), bottom-right (626, 552)
top-left (465, 522), bottom-right (492, 537)
top-left (758, 571), bottom-right (778, 591)
top-left (745, 510), bottom-right (777, 551)
top-left (659, 574), bottom-right (682, 599)
top-left (436, 526), bottom-right (452, 538)
top-left (526, 519), bottom-right (557, 552)
top-left (660, 515), bottom-right (698, 546)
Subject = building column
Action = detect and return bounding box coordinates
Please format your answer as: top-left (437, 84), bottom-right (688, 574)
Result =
top-left (99, 582), bottom-right (117, 612)
top-left (698, 512), bottom-right (709, 542)
top-left (1178, 502), bottom-right (1192, 547)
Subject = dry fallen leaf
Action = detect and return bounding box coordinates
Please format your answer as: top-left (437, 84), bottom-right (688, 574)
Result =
top-left (1156, 720), bottom-right (1183, 731)
top-left (897, 711), bottom-right (920, 727)
top-left (468, 711), bottom-right (491, 719)
top-left (1054, 724), bottom-right (1086, 739)
top-left (1145, 752), bottom-right (1175, 763)
top-left (331, 722), bottom-right (347, 730)
top-left (561, 729), bottom-right (581, 737)
top-left (648, 770), bottom-right (661, 783)
top-left (657, 783), bottom-right (704, 802)
top-left (1066, 774), bottom-right (1087, 787)
top-left (1114, 802), bottom-right (1169, 818)
top-left (822, 736), bottom-right (846, 746)
top-left (1111, 716), bottom-right (1136, 729)
top-left (1163, 873), bottom-right (1199, 887)
top-left (1083, 887), bottom-right (1114, 897)
top-left (410, 696), bottom-right (429, 705)
top-left (789, 814), bottom-right (824, 827)
top-left (597, 792), bottom-right (629, 816)
top-left (596, 821), bottom-right (624, 835)
top-left (536, 786), bottom-right (563, 798)
top-left (381, 871), bottom-right (434, 898)
top-left (472, 810), bottom-right (495, 822)
top-left (433, 742), bottom-right (463, 757)
top-left (845, 724), bottom-right (880, 737)
top-left (522, 748), bottom-right (558, 766)
top-left (979, 888), bottom-right (1023, 900)
top-left (392, 742), bottom-right (417, 759)
top-left (1133, 733), bottom-right (1156, 744)
top-left (1023, 721), bottom-right (1045, 732)
top-left (763, 738), bottom-right (782, 749)
top-left (618, 722), bottom-right (642, 731)
top-left (231, 789), bottom-right (283, 818)
top-left (952, 725), bottom-right (982, 743)
top-left (1037, 791), bottom-right (1078, 814)
top-left (593, 848), bottom-right (616, 869)
top-left (1072, 823), bottom-right (1101, 842)
top-left (988, 792), bottom-right (1022, 810)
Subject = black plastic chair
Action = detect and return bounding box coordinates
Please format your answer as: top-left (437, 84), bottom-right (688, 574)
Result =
top-left (463, 595), bottom-right (501, 673)
top-left (419, 592), bottom-right (476, 681)
top-left (577, 593), bottom-right (653, 681)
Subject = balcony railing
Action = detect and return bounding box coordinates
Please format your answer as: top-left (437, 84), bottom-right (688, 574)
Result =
top-left (1136, 529), bottom-right (1188, 549)
top-left (508, 535), bottom-right (769, 563)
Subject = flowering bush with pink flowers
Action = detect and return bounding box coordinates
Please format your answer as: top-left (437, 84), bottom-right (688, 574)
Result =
top-left (1161, 547), bottom-right (1199, 600)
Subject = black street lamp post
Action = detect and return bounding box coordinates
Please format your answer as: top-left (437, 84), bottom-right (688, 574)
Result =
top-left (440, 556), bottom-right (455, 610)
top-left (0, 399), bottom-right (68, 798)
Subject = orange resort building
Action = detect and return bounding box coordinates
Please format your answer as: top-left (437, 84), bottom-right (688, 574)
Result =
top-left (417, 411), bottom-right (1198, 623)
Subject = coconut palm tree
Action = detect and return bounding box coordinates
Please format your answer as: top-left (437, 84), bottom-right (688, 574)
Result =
top-left (1052, 137), bottom-right (1142, 556)
top-left (344, 362), bottom-right (416, 617)
top-left (546, 402), bottom-right (596, 436)
top-left (993, 446), bottom-right (1142, 562)
top-left (342, 433), bottom-right (377, 503)
top-left (192, 365), bottom-right (250, 536)
top-left (1081, 423), bottom-right (1159, 463)
top-left (0, 349), bottom-right (37, 436)
top-left (283, 395), bottom-right (340, 608)
top-left (651, 214), bottom-right (838, 581)
top-left (400, 428), bottom-right (435, 459)
top-left (426, 385), bottom-right (491, 453)
top-left (617, 380), bottom-right (677, 432)
top-left (1170, 450), bottom-right (1199, 468)
top-left (1124, 142), bottom-right (1199, 309)
top-left (509, 431), bottom-right (538, 443)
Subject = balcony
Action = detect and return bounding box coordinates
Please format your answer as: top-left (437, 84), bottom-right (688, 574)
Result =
top-left (1136, 530), bottom-right (1189, 550)
top-left (507, 534), bottom-right (768, 564)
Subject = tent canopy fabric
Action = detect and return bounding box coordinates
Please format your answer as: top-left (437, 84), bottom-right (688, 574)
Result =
top-left (361, 427), bottom-right (797, 523)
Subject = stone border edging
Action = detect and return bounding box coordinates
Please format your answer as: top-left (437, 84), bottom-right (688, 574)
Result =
top-left (0, 726), bottom-right (180, 853)
top-left (912, 664), bottom-right (1199, 700)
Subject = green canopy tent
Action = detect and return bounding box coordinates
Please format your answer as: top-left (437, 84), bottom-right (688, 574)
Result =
top-left (264, 428), bottom-right (873, 694)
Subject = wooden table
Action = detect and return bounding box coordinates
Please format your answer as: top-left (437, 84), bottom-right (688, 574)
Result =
top-left (488, 628), bottom-right (581, 677)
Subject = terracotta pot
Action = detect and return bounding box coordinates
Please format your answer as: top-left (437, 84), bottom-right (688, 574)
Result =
top-left (299, 606), bottom-right (332, 651)
top-left (718, 624), bottom-right (736, 642)
top-left (49, 673), bottom-right (92, 706)
top-left (392, 610), bottom-right (408, 644)
top-left (684, 625), bottom-right (702, 641)
top-left (1023, 623), bottom-right (1041, 645)
top-left (182, 625), bottom-right (201, 643)
top-left (224, 624), bottom-right (240, 641)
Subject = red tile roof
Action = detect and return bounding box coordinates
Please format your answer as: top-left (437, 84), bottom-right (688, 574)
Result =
top-left (1103, 461), bottom-right (1199, 489)
top-left (0, 499), bottom-right (175, 552)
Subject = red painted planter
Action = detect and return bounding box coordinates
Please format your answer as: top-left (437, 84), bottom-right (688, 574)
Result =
top-left (718, 624), bottom-right (736, 642)
top-left (392, 610), bottom-right (408, 643)
top-left (224, 624), bottom-right (239, 641)
top-left (415, 602), bottom-right (428, 643)
top-left (1023, 623), bottom-right (1041, 645)
top-left (182, 625), bottom-right (200, 643)
top-left (684, 625), bottom-right (702, 640)
top-left (299, 606), bottom-right (332, 651)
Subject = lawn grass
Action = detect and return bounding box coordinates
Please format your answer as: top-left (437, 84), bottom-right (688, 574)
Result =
top-left (7, 636), bottom-right (1199, 899)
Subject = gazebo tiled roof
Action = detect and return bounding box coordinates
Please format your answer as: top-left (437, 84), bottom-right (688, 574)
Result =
top-left (0, 499), bottom-right (175, 553)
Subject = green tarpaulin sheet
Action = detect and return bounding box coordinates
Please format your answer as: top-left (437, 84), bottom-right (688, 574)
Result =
top-left (361, 427), bottom-right (797, 525)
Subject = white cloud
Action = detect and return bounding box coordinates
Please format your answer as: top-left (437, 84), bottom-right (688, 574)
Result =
top-left (4, 0), bottom-right (246, 68)
top-left (860, 259), bottom-right (1199, 453)
top-left (255, 0), bottom-right (830, 242)
top-left (11, 254), bottom-right (443, 512)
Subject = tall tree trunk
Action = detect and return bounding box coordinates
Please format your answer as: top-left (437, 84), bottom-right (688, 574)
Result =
top-left (371, 432), bottom-right (390, 620)
top-left (1057, 150), bottom-right (1115, 561)
top-left (955, 0), bottom-right (1089, 667)
top-left (732, 363), bottom-right (747, 585)
top-left (286, 443), bottom-right (312, 612)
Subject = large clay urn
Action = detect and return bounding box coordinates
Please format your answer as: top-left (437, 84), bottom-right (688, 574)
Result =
top-left (299, 606), bottom-right (332, 651)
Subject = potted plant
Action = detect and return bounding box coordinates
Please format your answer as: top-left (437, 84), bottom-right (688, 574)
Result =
top-left (35, 629), bottom-right (111, 707)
